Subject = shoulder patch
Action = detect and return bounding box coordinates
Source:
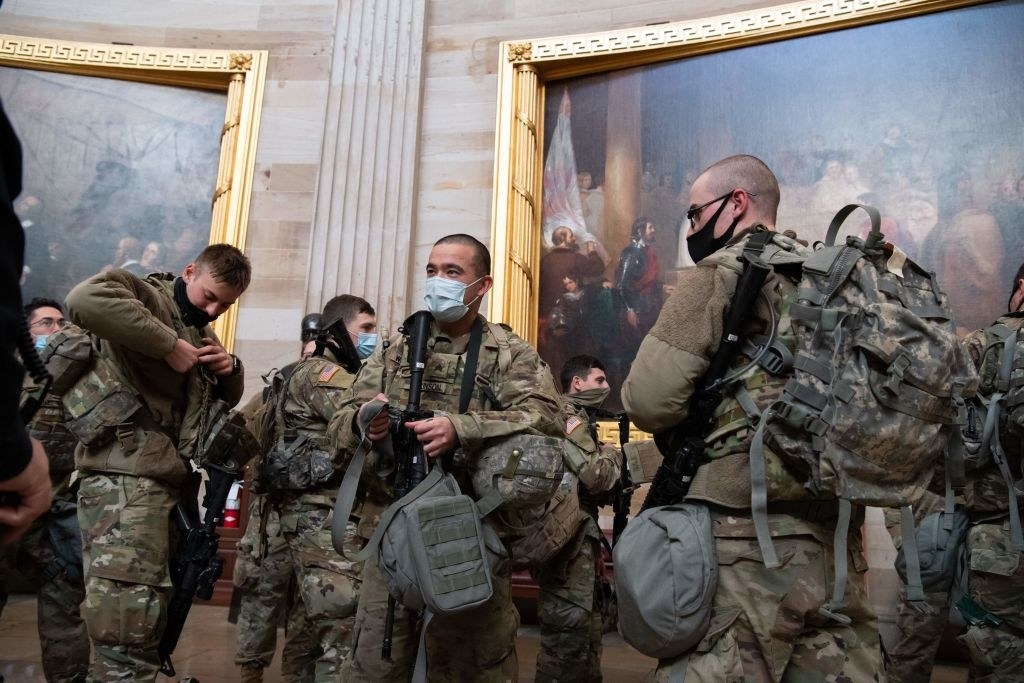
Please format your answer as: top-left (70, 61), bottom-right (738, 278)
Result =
top-left (566, 415), bottom-right (584, 435)
top-left (317, 365), bottom-right (341, 383)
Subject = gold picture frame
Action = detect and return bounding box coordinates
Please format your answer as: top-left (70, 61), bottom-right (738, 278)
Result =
top-left (488, 0), bottom-right (991, 342)
top-left (0, 35), bottom-right (268, 351)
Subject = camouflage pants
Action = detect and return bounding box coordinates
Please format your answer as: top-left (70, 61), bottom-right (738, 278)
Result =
top-left (882, 492), bottom-right (950, 683)
top-left (234, 494), bottom-right (318, 682)
top-left (533, 521), bottom-right (603, 683)
top-left (654, 512), bottom-right (882, 683)
top-left (882, 586), bottom-right (950, 683)
top-left (342, 548), bottom-right (519, 682)
top-left (956, 517), bottom-right (1024, 683)
top-left (77, 473), bottom-right (176, 683)
top-left (279, 500), bottom-right (361, 683)
top-left (0, 475), bottom-right (89, 683)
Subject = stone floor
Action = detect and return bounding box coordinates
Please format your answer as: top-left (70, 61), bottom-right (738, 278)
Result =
top-left (0, 593), bottom-right (969, 682)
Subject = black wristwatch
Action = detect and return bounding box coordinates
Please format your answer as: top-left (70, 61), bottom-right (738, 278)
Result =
top-left (230, 354), bottom-right (242, 376)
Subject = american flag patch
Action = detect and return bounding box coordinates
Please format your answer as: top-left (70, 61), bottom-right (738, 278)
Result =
top-left (565, 415), bottom-right (583, 435)
top-left (318, 366), bottom-right (341, 383)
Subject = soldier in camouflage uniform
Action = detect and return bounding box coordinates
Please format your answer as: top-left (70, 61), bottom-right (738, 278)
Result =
top-left (263, 294), bottom-right (376, 681)
top-left (0, 298), bottom-right (89, 683)
top-left (332, 234), bottom-right (565, 682)
top-left (623, 156), bottom-right (883, 682)
top-left (957, 262), bottom-right (1024, 683)
top-left (233, 315), bottom-right (322, 683)
top-left (531, 354), bottom-right (620, 683)
top-left (67, 244), bottom-right (250, 682)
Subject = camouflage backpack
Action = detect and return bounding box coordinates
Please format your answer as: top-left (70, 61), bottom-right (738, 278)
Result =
top-left (729, 205), bottom-right (978, 617)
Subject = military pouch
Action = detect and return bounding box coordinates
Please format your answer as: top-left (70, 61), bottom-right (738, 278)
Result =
top-left (65, 390), bottom-right (140, 448)
top-left (895, 507), bottom-right (970, 592)
top-left (613, 503), bottom-right (718, 659)
top-left (29, 394), bottom-right (78, 476)
top-left (500, 488), bottom-right (588, 571)
top-left (198, 399), bottom-right (258, 470)
top-left (471, 433), bottom-right (566, 513)
top-left (376, 468), bottom-right (500, 615)
top-left (264, 431), bottom-right (335, 491)
top-left (40, 323), bottom-right (94, 395)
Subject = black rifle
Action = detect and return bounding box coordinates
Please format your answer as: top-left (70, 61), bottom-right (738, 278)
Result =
top-left (642, 243), bottom-right (771, 511)
top-left (158, 462), bottom-right (239, 676)
top-left (612, 411), bottom-right (633, 544)
top-left (381, 310), bottom-right (433, 660)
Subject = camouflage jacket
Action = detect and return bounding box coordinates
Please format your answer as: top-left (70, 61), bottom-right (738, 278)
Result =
top-left (562, 398), bottom-right (619, 495)
top-left (280, 351), bottom-right (355, 489)
top-left (962, 312), bottom-right (1024, 515)
top-left (65, 270), bottom-right (243, 480)
top-left (622, 228), bottom-right (817, 512)
top-left (329, 314), bottom-right (564, 526)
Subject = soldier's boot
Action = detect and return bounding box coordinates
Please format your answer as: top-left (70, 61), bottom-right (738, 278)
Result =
top-left (239, 664), bottom-right (264, 683)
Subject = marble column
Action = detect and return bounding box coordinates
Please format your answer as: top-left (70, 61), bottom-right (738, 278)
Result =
top-left (306, 0), bottom-right (426, 333)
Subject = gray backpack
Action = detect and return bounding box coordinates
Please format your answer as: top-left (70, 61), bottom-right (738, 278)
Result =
top-left (612, 503), bottom-right (717, 659)
top-left (331, 400), bottom-right (500, 617)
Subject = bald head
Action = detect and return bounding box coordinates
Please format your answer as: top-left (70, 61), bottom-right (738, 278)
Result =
top-left (698, 155), bottom-right (780, 226)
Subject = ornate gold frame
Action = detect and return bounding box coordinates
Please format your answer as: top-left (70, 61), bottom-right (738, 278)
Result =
top-left (488, 0), bottom-right (982, 343)
top-left (0, 35), bottom-right (268, 351)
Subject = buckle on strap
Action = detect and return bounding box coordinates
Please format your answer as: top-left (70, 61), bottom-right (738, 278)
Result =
top-left (883, 353), bottom-right (912, 394)
top-left (115, 423), bottom-right (137, 453)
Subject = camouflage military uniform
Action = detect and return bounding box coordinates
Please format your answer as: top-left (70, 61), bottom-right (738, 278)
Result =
top-left (0, 390), bottom-right (89, 683)
top-left (957, 314), bottom-right (1024, 683)
top-left (881, 488), bottom-right (952, 683)
top-left (266, 352), bottom-right (362, 682)
top-left (233, 389), bottom-right (317, 683)
top-left (331, 316), bottom-right (564, 682)
top-left (66, 270), bottom-right (245, 682)
top-left (622, 229), bottom-right (884, 682)
top-left (233, 492), bottom-right (318, 683)
top-left (533, 396), bottom-right (619, 683)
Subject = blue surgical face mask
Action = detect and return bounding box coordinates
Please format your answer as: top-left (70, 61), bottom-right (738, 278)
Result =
top-left (424, 276), bottom-right (484, 323)
top-left (355, 332), bottom-right (378, 359)
top-left (34, 334), bottom-right (49, 352)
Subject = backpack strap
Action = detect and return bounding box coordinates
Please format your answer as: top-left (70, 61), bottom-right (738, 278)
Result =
top-left (988, 328), bottom-right (1024, 551)
top-left (824, 204), bottom-right (882, 248)
top-left (331, 399), bottom-right (396, 561)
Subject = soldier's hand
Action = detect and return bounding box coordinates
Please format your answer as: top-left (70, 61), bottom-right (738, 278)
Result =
top-left (164, 338), bottom-right (201, 373)
top-left (406, 415), bottom-right (458, 459)
top-left (625, 309), bottom-right (639, 328)
top-left (0, 438), bottom-right (53, 543)
top-left (197, 337), bottom-right (234, 376)
top-left (359, 394), bottom-right (391, 442)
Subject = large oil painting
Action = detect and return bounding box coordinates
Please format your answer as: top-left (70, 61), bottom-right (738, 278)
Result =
top-left (0, 36), bottom-right (267, 349)
top-left (491, 0), bottom-right (1024, 411)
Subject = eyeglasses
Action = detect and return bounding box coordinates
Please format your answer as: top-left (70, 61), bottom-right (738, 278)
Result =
top-left (30, 317), bottom-right (67, 330)
top-left (686, 189), bottom-right (757, 229)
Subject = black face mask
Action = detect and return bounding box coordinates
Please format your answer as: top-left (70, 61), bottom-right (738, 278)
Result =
top-left (173, 276), bottom-right (215, 328)
top-left (321, 321), bottom-right (360, 374)
top-left (685, 198), bottom-right (739, 263)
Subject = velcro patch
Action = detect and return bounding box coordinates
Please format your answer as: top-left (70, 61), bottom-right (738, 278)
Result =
top-left (566, 415), bottom-right (583, 435)
top-left (317, 366), bottom-right (341, 383)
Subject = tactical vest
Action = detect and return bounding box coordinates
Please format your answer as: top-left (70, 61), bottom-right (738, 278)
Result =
top-left (263, 358), bottom-right (349, 491)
